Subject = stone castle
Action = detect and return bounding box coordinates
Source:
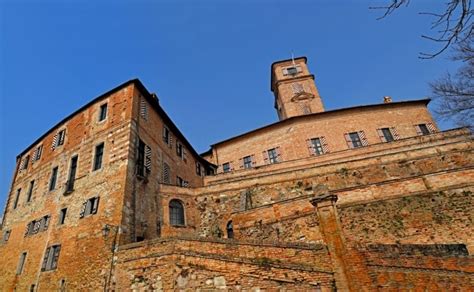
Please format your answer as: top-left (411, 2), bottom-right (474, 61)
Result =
top-left (0, 57), bottom-right (473, 291)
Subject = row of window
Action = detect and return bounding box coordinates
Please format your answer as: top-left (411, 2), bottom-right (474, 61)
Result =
top-left (220, 124), bottom-right (436, 173)
top-left (13, 144), bottom-right (105, 210)
top-left (15, 244), bottom-right (62, 277)
top-left (2, 196), bottom-right (100, 245)
top-left (18, 103), bottom-right (109, 173)
top-left (136, 139), bottom-right (203, 186)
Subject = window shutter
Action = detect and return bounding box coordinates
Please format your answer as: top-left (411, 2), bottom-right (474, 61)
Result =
top-left (306, 139), bottom-right (316, 155)
top-left (344, 133), bottom-right (354, 149)
top-left (51, 245), bottom-right (61, 270)
top-left (41, 247), bottom-right (51, 271)
top-left (51, 133), bottom-right (58, 150)
top-left (79, 201), bottom-right (87, 218)
top-left (414, 125), bottom-right (423, 135)
top-left (320, 136), bottom-right (329, 153)
top-left (145, 145), bottom-right (152, 173)
top-left (24, 222), bottom-right (31, 237)
top-left (282, 68), bottom-right (289, 76)
top-left (140, 98), bottom-right (148, 120)
top-left (275, 147), bottom-right (282, 162)
top-left (183, 149), bottom-right (188, 163)
top-left (377, 129), bottom-right (386, 142)
top-left (359, 131), bottom-right (368, 146)
top-left (92, 197), bottom-right (100, 214)
top-left (162, 128), bottom-right (167, 143)
top-left (19, 158), bottom-right (26, 171)
top-left (43, 216), bottom-right (50, 231)
top-left (238, 158), bottom-right (243, 169)
top-left (390, 127), bottom-right (400, 140)
top-left (251, 154), bottom-right (256, 166)
top-left (427, 122), bottom-right (436, 133)
top-left (32, 148), bottom-right (38, 163)
top-left (262, 150), bottom-right (269, 164)
top-left (229, 161), bottom-right (234, 171)
top-left (33, 221), bottom-right (41, 234)
top-left (169, 135), bottom-right (173, 148)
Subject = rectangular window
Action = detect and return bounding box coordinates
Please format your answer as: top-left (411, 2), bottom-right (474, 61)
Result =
top-left (381, 128), bottom-right (394, 142)
top-left (163, 162), bottom-right (170, 184)
top-left (2, 230), bottom-right (11, 242)
top-left (93, 143), bottom-right (104, 171)
top-left (176, 142), bottom-right (183, 158)
top-left (27, 180), bottom-right (34, 202)
top-left (13, 188), bottom-right (21, 209)
top-left (66, 156), bottom-right (78, 193)
top-left (17, 252), bottom-right (27, 275)
top-left (243, 156), bottom-right (252, 169)
top-left (137, 140), bottom-right (145, 176)
top-left (49, 167), bottom-right (58, 191)
top-left (21, 155), bottom-right (30, 170)
top-left (33, 145), bottom-right (43, 161)
top-left (41, 245), bottom-right (61, 272)
top-left (222, 162), bottom-right (231, 173)
top-left (311, 138), bottom-right (324, 155)
top-left (163, 126), bottom-right (170, 145)
top-left (345, 131), bottom-right (368, 149)
top-left (99, 103), bottom-right (108, 121)
top-left (57, 130), bottom-right (66, 146)
top-left (80, 197), bottom-right (100, 218)
top-left (59, 208), bottom-right (67, 225)
top-left (25, 215), bottom-right (50, 236)
top-left (349, 132), bottom-right (362, 148)
top-left (267, 148), bottom-right (279, 164)
top-left (196, 162), bottom-right (202, 176)
top-left (417, 123), bottom-right (430, 135)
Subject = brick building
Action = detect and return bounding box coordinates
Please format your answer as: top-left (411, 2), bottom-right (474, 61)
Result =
top-left (0, 57), bottom-right (473, 291)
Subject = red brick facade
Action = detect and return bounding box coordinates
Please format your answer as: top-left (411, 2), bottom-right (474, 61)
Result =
top-left (0, 57), bottom-right (472, 291)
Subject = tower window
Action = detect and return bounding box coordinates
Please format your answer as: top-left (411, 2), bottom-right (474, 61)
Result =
top-left (20, 155), bottom-right (30, 170)
top-left (2, 230), bottom-right (11, 242)
top-left (137, 140), bottom-right (145, 177)
top-left (49, 167), bottom-right (58, 191)
top-left (17, 252), bottom-right (27, 275)
top-left (163, 162), bottom-right (170, 184)
top-left (226, 221), bottom-right (234, 239)
top-left (349, 132), bottom-right (362, 148)
top-left (267, 148), bottom-right (279, 164)
top-left (93, 143), bottom-right (104, 171)
top-left (310, 138), bottom-right (324, 155)
top-left (176, 141), bottom-right (183, 158)
top-left (169, 199), bottom-right (185, 226)
top-left (80, 197), bottom-right (100, 218)
top-left (66, 156), bottom-right (78, 193)
top-left (242, 156), bottom-right (253, 169)
top-left (27, 180), bottom-right (35, 202)
top-left (41, 245), bottom-right (61, 271)
top-left (222, 162), bottom-right (231, 173)
top-left (163, 126), bottom-right (170, 145)
top-left (33, 145), bottom-right (43, 162)
top-left (99, 103), bottom-right (108, 121)
top-left (381, 128), bottom-right (394, 142)
top-left (59, 208), bottom-right (67, 225)
top-left (287, 67), bottom-right (298, 75)
top-left (196, 162), bottom-right (202, 176)
top-left (13, 188), bottom-right (21, 209)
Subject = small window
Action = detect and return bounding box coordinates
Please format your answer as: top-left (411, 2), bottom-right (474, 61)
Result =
top-left (311, 138), bottom-right (324, 155)
top-left (17, 252), bottom-right (27, 275)
top-left (13, 188), bottom-right (21, 209)
top-left (2, 230), bottom-right (11, 242)
top-left (49, 167), bottom-right (59, 191)
top-left (93, 143), bottom-right (104, 171)
top-left (57, 130), bottom-right (66, 146)
top-left (41, 245), bottom-right (61, 272)
top-left (25, 215), bottom-right (50, 236)
top-left (222, 162), bottom-right (231, 173)
top-left (33, 145), bottom-right (43, 162)
top-left (163, 162), bottom-right (170, 184)
top-left (176, 142), bottom-right (183, 158)
top-left (243, 156), bottom-right (252, 169)
top-left (66, 156), bottom-right (78, 193)
top-left (99, 103), bottom-right (108, 121)
top-left (226, 221), bottom-right (234, 239)
top-left (196, 162), bottom-right (202, 176)
top-left (80, 197), bottom-right (100, 218)
top-left (21, 155), bottom-right (30, 170)
top-left (287, 66), bottom-right (298, 75)
top-left (163, 126), bottom-right (170, 145)
top-left (267, 148), bottom-right (279, 164)
top-left (27, 180), bottom-right (35, 202)
top-left (59, 208), bottom-right (67, 225)
top-left (169, 199), bottom-right (185, 226)
top-left (345, 132), bottom-right (363, 148)
top-left (30, 284), bottom-right (36, 292)
top-left (418, 124), bottom-right (430, 135)
top-left (381, 128), bottom-right (394, 142)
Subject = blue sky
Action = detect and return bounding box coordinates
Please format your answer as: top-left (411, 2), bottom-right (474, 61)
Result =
top-left (0, 0), bottom-right (461, 216)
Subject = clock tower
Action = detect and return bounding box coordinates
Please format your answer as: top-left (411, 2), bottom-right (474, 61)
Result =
top-left (271, 57), bottom-right (324, 120)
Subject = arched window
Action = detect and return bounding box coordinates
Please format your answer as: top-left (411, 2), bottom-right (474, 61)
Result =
top-left (169, 199), bottom-right (185, 226)
top-left (226, 220), bottom-right (234, 239)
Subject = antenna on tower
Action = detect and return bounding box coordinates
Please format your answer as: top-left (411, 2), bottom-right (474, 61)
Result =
top-left (291, 51), bottom-right (296, 66)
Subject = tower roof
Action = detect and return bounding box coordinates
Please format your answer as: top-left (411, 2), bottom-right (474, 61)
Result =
top-left (270, 56), bottom-right (307, 91)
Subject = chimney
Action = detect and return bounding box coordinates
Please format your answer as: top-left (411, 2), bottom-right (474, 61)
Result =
top-left (383, 96), bottom-right (393, 103)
